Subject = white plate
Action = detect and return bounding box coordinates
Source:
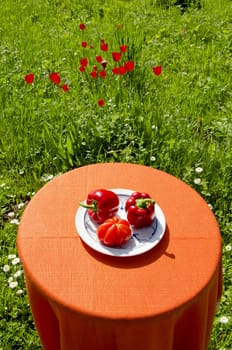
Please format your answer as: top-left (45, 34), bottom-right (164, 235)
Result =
top-left (75, 189), bottom-right (166, 257)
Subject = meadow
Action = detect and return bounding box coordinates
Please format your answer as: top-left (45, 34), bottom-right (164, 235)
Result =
top-left (0, 0), bottom-right (231, 348)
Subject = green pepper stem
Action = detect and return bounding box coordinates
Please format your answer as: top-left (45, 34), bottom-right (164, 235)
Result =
top-left (79, 201), bottom-right (97, 213)
top-left (135, 198), bottom-right (155, 209)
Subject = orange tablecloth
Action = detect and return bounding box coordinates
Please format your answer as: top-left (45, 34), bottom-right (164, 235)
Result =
top-left (17, 163), bottom-right (222, 350)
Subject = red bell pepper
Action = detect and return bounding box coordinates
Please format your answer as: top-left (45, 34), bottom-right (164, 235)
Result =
top-left (125, 192), bottom-right (155, 228)
top-left (80, 189), bottom-right (119, 224)
top-left (97, 216), bottom-right (132, 247)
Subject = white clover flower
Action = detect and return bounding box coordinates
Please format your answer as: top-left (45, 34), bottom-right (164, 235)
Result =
top-left (219, 316), bottom-right (229, 324)
top-left (10, 218), bottom-right (20, 225)
top-left (194, 178), bottom-right (201, 185)
top-left (40, 174), bottom-right (54, 182)
top-left (208, 203), bottom-right (213, 210)
top-left (150, 156), bottom-right (156, 162)
top-left (3, 265), bottom-right (10, 272)
top-left (195, 167), bottom-right (203, 173)
top-left (9, 281), bottom-right (18, 289)
top-left (17, 202), bottom-right (25, 209)
top-left (7, 211), bottom-right (15, 218)
top-left (14, 270), bottom-right (23, 278)
top-left (8, 276), bottom-right (14, 283)
top-left (8, 254), bottom-right (16, 260)
top-left (11, 257), bottom-right (20, 265)
top-left (225, 244), bottom-right (232, 252)
top-left (16, 289), bottom-right (24, 295)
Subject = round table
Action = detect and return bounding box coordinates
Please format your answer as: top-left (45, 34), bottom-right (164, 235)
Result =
top-left (17, 163), bottom-right (222, 350)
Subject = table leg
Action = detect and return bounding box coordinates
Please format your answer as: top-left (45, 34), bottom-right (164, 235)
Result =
top-left (55, 308), bottom-right (176, 350)
top-left (172, 279), bottom-right (219, 350)
top-left (26, 278), bottom-right (61, 350)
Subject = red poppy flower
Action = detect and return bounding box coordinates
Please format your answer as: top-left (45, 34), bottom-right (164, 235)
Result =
top-left (81, 41), bottom-right (87, 48)
top-left (124, 61), bottom-right (134, 72)
top-left (49, 72), bottom-right (61, 85)
top-left (25, 73), bottom-right (34, 84)
top-left (62, 84), bottom-right (69, 92)
top-left (90, 71), bottom-right (97, 78)
top-left (112, 52), bottom-right (121, 62)
top-left (96, 55), bottom-right (103, 63)
top-left (98, 99), bottom-right (104, 107)
top-left (79, 23), bottom-right (86, 30)
top-left (80, 58), bottom-right (88, 67)
top-left (153, 66), bottom-right (162, 76)
top-left (112, 67), bottom-right (120, 75)
top-left (120, 45), bottom-right (127, 53)
top-left (99, 70), bottom-right (106, 78)
top-left (100, 43), bottom-right (108, 51)
top-left (119, 66), bottom-right (127, 75)
top-left (79, 66), bottom-right (85, 72)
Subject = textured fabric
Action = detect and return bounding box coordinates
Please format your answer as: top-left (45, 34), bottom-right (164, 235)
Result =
top-left (17, 163), bottom-right (222, 350)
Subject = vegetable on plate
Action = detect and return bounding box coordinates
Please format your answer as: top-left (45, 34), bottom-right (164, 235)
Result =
top-left (125, 191), bottom-right (155, 228)
top-left (80, 189), bottom-right (119, 224)
top-left (97, 216), bottom-right (132, 247)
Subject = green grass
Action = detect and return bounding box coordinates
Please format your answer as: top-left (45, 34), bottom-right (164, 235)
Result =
top-left (0, 0), bottom-right (232, 348)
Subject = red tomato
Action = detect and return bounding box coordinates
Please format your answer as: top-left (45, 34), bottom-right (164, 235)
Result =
top-left (97, 216), bottom-right (132, 247)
